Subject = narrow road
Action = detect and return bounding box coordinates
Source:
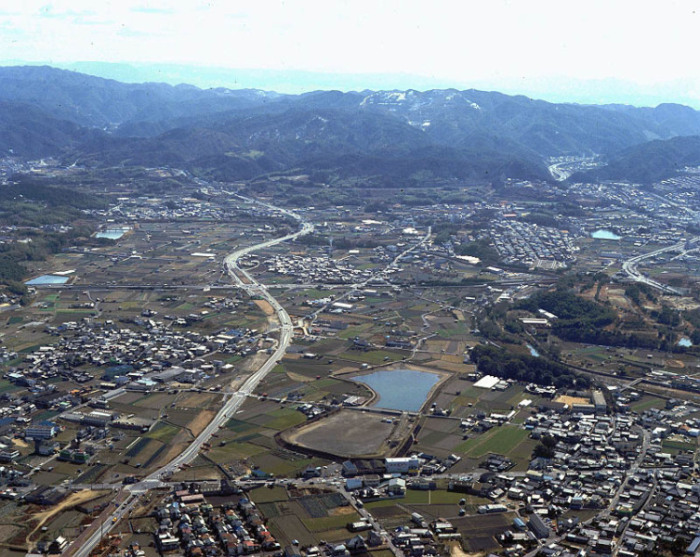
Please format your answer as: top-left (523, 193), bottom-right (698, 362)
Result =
top-left (309, 226), bottom-right (431, 319)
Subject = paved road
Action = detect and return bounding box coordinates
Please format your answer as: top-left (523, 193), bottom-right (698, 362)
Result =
top-left (548, 162), bottom-right (573, 182)
top-left (309, 226), bottom-right (431, 319)
top-left (68, 199), bottom-right (313, 557)
top-left (621, 239), bottom-right (690, 294)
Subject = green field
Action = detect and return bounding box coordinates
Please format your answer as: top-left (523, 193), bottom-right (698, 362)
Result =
top-left (207, 441), bottom-right (268, 461)
top-left (145, 422), bottom-right (180, 443)
top-left (338, 349), bottom-right (402, 365)
top-left (250, 486), bottom-right (289, 503)
top-left (662, 439), bottom-right (696, 452)
top-left (629, 396), bottom-right (666, 412)
top-left (455, 425), bottom-right (530, 458)
top-left (337, 323), bottom-right (375, 340)
top-left (264, 408), bottom-right (309, 430)
top-left (302, 512), bottom-right (362, 532)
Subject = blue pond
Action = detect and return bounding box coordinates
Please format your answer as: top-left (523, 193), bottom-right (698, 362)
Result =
top-left (95, 229), bottom-right (127, 239)
top-left (591, 229), bottom-right (621, 240)
top-left (353, 369), bottom-right (440, 412)
top-left (678, 337), bottom-right (693, 347)
top-left (526, 344), bottom-right (540, 357)
top-left (25, 275), bottom-right (69, 286)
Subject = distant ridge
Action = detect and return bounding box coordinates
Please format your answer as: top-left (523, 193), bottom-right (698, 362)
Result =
top-left (3, 65), bottom-right (700, 184)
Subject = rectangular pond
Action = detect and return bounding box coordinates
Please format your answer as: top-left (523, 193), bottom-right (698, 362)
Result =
top-left (25, 275), bottom-right (70, 286)
top-left (352, 368), bottom-right (441, 412)
top-left (591, 229), bottom-right (621, 240)
top-left (95, 228), bottom-right (129, 240)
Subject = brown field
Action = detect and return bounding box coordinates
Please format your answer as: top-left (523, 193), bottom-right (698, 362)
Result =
top-left (287, 371), bottom-right (316, 383)
top-left (27, 489), bottom-right (109, 543)
top-left (179, 392), bottom-right (221, 409)
top-left (665, 359), bottom-right (685, 368)
top-left (283, 410), bottom-right (396, 458)
top-left (268, 515), bottom-right (316, 547)
top-left (134, 393), bottom-right (174, 409)
top-left (452, 512), bottom-right (514, 553)
top-left (114, 392), bottom-right (146, 404)
top-left (254, 299), bottom-right (275, 316)
top-left (554, 395), bottom-right (589, 406)
top-left (430, 360), bottom-right (468, 372)
top-left (607, 287), bottom-right (632, 309)
top-left (187, 410), bottom-right (216, 436)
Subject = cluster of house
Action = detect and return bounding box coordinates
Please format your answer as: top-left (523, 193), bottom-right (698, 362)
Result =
top-left (534, 464), bottom-right (700, 556)
top-left (2, 315), bottom-right (261, 411)
top-left (34, 317), bottom-right (260, 382)
top-left (262, 254), bottom-right (373, 285)
top-left (100, 194), bottom-right (230, 221)
top-left (570, 181), bottom-right (698, 235)
top-left (388, 515), bottom-right (459, 556)
top-left (490, 220), bottom-right (579, 268)
top-left (342, 456), bottom-right (462, 500)
top-left (330, 392), bottom-right (700, 557)
top-left (343, 454), bottom-right (464, 480)
top-left (0, 314), bottom-right (270, 469)
top-left (474, 403), bottom-right (700, 556)
top-left (154, 490), bottom-right (281, 556)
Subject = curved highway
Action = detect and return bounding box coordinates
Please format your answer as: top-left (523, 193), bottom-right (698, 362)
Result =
top-left (68, 198), bottom-right (313, 557)
top-left (621, 239), bottom-right (688, 295)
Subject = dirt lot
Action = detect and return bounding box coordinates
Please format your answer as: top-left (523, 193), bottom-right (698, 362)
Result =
top-left (254, 299), bottom-right (275, 316)
top-left (282, 410), bottom-right (398, 458)
top-left (187, 409), bottom-right (216, 436)
top-left (27, 489), bottom-right (109, 543)
top-left (452, 512), bottom-right (514, 553)
top-left (554, 395), bottom-right (590, 406)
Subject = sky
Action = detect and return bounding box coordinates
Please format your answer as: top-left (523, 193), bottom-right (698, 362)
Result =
top-left (2, 0), bottom-right (700, 106)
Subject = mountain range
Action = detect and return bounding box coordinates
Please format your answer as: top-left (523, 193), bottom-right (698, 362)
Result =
top-left (3, 65), bottom-right (700, 184)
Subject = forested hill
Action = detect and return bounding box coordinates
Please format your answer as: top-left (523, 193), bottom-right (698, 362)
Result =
top-left (572, 135), bottom-right (700, 184)
top-left (4, 65), bottom-right (700, 183)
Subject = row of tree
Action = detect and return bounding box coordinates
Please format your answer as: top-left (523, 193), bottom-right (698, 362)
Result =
top-left (470, 344), bottom-right (589, 388)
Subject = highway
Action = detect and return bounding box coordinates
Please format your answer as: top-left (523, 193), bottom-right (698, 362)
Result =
top-left (547, 161), bottom-right (573, 182)
top-left (67, 199), bottom-right (313, 557)
top-left (621, 239), bottom-right (689, 295)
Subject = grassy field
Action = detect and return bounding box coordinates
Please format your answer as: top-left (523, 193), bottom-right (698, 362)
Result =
top-left (662, 438), bottom-right (697, 452)
top-left (403, 489), bottom-right (470, 505)
top-left (629, 396), bottom-right (666, 412)
top-left (145, 422), bottom-right (181, 443)
top-left (207, 441), bottom-right (268, 461)
top-left (269, 514), bottom-right (316, 547)
top-left (455, 425), bottom-right (530, 458)
top-left (338, 350), bottom-right (403, 365)
top-left (250, 486), bottom-right (289, 504)
top-left (302, 512), bottom-right (361, 532)
top-left (264, 408), bottom-right (310, 430)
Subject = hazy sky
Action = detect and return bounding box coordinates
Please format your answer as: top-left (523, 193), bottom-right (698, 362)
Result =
top-left (3, 0), bottom-right (700, 103)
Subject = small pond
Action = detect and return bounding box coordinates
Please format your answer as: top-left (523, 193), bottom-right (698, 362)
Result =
top-left (591, 229), bottom-right (621, 240)
top-left (25, 275), bottom-right (70, 286)
top-left (95, 228), bottom-right (128, 240)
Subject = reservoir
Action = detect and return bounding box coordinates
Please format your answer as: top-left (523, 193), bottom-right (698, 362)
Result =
top-left (95, 228), bottom-right (129, 240)
top-left (25, 275), bottom-right (70, 286)
top-left (526, 344), bottom-right (540, 357)
top-left (678, 337), bottom-right (693, 347)
top-left (353, 369), bottom-right (440, 412)
top-left (591, 229), bottom-right (621, 240)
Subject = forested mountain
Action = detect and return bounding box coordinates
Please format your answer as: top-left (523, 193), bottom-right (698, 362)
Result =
top-left (573, 135), bottom-right (700, 184)
top-left (4, 65), bottom-right (700, 183)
